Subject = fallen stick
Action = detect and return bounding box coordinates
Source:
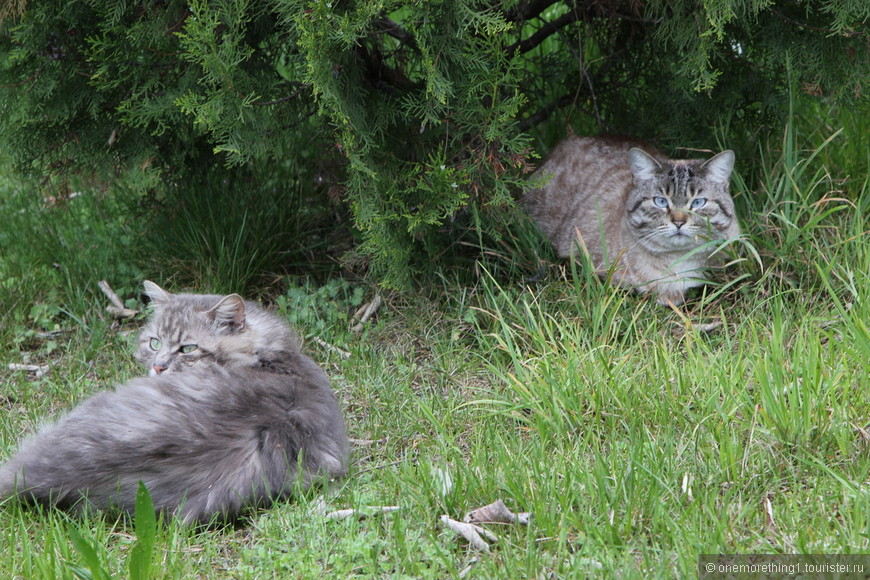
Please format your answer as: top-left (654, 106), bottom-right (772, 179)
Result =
top-left (348, 438), bottom-right (380, 447)
top-left (463, 499), bottom-right (531, 526)
top-left (311, 337), bottom-right (351, 360)
top-left (458, 557), bottom-right (480, 579)
top-left (351, 295), bottom-right (382, 333)
top-left (762, 495), bottom-right (777, 533)
top-left (98, 280), bottom-right (139, 319)
top-left (8, 363), bottom-right (50, 378)
top-left (324, 506), bottom-right (402, 520)
top-left (439, 515), bottom-right (499, 552)
top-left (35, 329), bottom-right (71, 340)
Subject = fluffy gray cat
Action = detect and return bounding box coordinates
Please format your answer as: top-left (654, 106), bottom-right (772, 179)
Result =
top-left (523, 135), bottom-right (740, 305)
top-left (0, 281), bottom-right (349, 524)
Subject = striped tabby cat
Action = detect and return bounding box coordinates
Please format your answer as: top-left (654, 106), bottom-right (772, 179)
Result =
top-left (0, 281), bottom-right (349, 524)
top-left (523, 135), bottom-right (740, 305)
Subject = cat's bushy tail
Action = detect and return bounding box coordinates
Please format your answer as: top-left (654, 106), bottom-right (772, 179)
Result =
top-left (0, 359), bottom-right (348, 524)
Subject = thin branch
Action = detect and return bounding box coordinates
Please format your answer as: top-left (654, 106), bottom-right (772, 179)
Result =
top-left (324, 505), bottom-right (401, 520)
top-left (253, 83), bottom-right (309, 106)
top-left (505, 10), bottom-right (582, 55)
top-left (770, 8), bottom-right (867, 39)
top-left (372, 17), bottom-right (417, 49)
top-left (504, 0), bottom-right (564, 24)
top-left (262, 106), bottom-right (319, 137)
top-left (518, 91), bottom-right (583, 131)
top-left (0, 64), bottom-right (44, 89)
top-left (357, 41), bottom-right (421, 93)
top-left (8, 363), bottom-right (51, 378)
top-left (351, 294), bottom-right (382, 333)
top-left (99, 280), bottom-right (139, 319)
top-left (311, 336), bottom-right (351, 360)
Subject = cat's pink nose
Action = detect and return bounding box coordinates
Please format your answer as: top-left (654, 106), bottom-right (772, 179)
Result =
top-left (152, 364), bottom-right (167, 375)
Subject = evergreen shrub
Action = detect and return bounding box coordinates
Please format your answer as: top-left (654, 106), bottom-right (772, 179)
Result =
top-left (1, 1), bottom-right (866, 287)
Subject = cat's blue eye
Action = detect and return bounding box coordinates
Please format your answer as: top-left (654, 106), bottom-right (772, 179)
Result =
top-left (652, 196), bottom-right (669, 208)
top-left (690, 197), bottom-right (707, 209)
top-left (149, 338), bottom-right (161, 351)
top-left (180, 344), bottom-right (198, 354)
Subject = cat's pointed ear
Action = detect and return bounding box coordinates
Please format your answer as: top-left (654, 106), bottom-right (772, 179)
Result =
top-left (702, 150), bottom-right (735, 184)
top-left (629, 148), bottom-right (661, 181)
top-left (143, 281), bottom-right (172, 306)
top-left (207, 294), bottom-right (246, 330)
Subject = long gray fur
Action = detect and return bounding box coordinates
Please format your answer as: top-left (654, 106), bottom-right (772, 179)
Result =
top-left (0, 282), bottom-right (349, 524)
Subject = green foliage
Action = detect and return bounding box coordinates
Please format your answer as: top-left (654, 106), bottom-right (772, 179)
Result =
top-left (0, 170), bottom-right (147, 335)
top-left (0, 114), bottom-right (868, 575)
top-left (276, 276), bottom-right (366, 345)
top-left (145, 155), bottom-right (315, 295)
top-left (2, 0), bottom-right (865, 287)
top-left (284, 0), bottom-right (534, 286)
top-left (127, 483), bottom-right (157, 580)
top-left (67, 523), bottom-right (112, 580)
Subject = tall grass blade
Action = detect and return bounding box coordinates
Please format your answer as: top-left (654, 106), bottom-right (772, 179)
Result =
top-left (128, 482), bottom-right (157, 580)
top-left (67, 525), bottom-right (112, 580)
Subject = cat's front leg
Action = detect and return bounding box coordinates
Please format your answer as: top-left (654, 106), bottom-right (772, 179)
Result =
top-left (654, 285), bottom-right (687, 307)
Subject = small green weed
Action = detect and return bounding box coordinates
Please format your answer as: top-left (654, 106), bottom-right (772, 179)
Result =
top-left (276, 277), bottom-right (366, 343)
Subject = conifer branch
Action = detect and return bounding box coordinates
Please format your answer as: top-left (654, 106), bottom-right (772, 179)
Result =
top-left (0, 0), bottom-right (865, 288)
top-left (518, 92), bottom-right (579, 131)
top-left (253, 83), bottom-right (309, 106)
top-left (357, 44), bottom-right (420, 93)
top-left (0, 64), bottom-right (43, 89)
top-left (507, 11), bottom-right (580, 54)
top-left (504, 0), bottom-right (563, 24)
top-left (770, 8), bottom-right (868, 39)
top-left (0, 0), bottom-right (27, 28)
top-left (505, 10), bottom-right (582, 56)
top-left (372, 17), bottom-right (417, 49)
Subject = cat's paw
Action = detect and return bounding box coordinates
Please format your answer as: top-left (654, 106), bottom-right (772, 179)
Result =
top-left (655, 289), bottom-right (686, 307)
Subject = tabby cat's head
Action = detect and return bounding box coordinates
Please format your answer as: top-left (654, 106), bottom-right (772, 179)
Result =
top-left (626, 148), bottom-right (738, 254)
top-left (134, 281), bottom-right (294, 376)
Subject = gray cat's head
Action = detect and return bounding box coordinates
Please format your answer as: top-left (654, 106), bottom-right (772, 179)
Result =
top-left (626, 148), bottom-right (739, 254)
top-left (135, 281), bottom-right (297, 376)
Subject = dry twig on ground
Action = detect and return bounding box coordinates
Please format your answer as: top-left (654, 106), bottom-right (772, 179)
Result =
top-left (98, 280), bottom-right (139, 319)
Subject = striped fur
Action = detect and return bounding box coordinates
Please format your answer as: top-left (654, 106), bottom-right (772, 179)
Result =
top-left (523, 135), bottom-right (740, 305)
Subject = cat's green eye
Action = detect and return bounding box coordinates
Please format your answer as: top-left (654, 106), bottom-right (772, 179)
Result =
top-left (180, 344), bottom-right (198, 354)
top-left (652, 196), bottom-right (669, 208)
top-left (149, 338), bottom-right (161, 351)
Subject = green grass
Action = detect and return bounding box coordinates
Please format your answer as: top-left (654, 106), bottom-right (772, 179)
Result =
top-left (144, 157), bottom-right (316, 295)
top-left (1, 106), bottom-right (868, 578)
